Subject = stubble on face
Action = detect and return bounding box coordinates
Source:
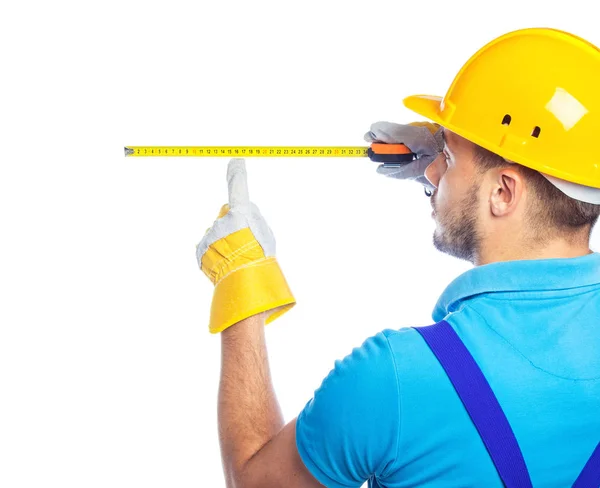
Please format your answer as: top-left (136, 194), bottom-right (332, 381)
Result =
top-left (431, 179), bottom-right (481, 264)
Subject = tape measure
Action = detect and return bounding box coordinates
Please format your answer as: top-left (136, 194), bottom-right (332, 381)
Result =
top-left (125, 146), bottom-right (368, 157)
top-left (123, 143), bottom-right (415, 164)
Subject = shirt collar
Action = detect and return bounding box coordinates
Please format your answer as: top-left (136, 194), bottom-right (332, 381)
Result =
top-left (432, 252), bottom-right (600, 322)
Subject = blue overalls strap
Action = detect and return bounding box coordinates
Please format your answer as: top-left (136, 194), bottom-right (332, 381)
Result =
top-left (573, 441), bottom-right (600, 488)
top-left (416, 321), bottom-right (600, 488)
top-left (415, 321), bottom-right (533, 488)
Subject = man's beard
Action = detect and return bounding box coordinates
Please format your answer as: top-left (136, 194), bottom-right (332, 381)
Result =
top-left (432, 181), bottom-right (481, 264)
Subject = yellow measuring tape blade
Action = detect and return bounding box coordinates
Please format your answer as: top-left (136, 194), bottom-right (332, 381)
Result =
top-left (124, 146), bottom-right (370, 157)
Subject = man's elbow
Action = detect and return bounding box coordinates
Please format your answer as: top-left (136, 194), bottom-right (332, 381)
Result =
top-left (224, 460), bottom-right (257, 488)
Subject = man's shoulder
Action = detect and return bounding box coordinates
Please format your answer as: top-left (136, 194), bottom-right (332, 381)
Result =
top-left (346, 327), bottom-right (428, 373)
top-left (381, 326), bottom-right (422, 342)
top-left (318, 325), bottom-right (451, 401)
top-left (381, 325), bottom-right (436, 356)
top-left (379, 324), bottom-right (454, 383)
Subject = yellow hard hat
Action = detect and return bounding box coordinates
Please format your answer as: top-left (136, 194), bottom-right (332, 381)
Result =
top-left (404, 28), bottom-right (600, 203)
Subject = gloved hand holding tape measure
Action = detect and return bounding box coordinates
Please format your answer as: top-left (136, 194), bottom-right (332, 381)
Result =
top-left (365, 121), bottom-right (444, 194)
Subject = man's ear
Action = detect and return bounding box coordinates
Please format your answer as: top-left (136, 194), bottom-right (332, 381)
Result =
top-left (489, 169), bottom-right (523, 217)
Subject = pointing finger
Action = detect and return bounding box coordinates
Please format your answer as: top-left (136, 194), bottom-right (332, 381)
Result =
top-left (227, 158), bottom-right (250, 208)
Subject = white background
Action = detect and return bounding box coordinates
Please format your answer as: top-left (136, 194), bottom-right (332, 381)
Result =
top-left (1, 1), bottom-right (599, 486)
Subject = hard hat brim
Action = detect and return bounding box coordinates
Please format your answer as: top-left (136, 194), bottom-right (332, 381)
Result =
top-left (403, 93), bottom-right (499, 153)
top-left (403, 94), bottom-right (444, 120)
top-left (403, 93), bottom-right (493, 153)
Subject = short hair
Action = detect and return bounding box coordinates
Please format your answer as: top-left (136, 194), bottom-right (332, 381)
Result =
top-left (473, 144), bottom-right (600, 242)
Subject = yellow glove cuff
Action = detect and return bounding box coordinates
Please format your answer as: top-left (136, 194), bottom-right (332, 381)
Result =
top-left (209, 256), bottom-right (295, 334)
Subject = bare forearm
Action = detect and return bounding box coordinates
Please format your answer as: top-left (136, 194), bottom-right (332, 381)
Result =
top-left (219, 312), bottom-right (284, 486)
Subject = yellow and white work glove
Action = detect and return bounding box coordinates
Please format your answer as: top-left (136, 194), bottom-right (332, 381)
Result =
top-left (365, 121), bottom-right (443, 193)
top-left (196, 158), bottom-right (295, 334)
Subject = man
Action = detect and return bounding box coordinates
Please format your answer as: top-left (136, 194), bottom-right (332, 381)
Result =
top-left (196, 28), bottom-right (600, 487)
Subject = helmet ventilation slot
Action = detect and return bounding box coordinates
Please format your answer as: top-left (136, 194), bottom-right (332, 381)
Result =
top-left (502, 114), bottom-right (512, 126)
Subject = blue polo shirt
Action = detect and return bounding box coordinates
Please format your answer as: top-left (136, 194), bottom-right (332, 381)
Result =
top-left (296, 253), bottom-right (600, 487)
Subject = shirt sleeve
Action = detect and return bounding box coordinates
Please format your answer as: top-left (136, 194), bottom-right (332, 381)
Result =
top-left (295, 331), bottom-right (401, 488)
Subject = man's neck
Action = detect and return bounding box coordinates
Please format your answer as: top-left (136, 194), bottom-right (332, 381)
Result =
top-left (476, 242), bottom-right (593, 266)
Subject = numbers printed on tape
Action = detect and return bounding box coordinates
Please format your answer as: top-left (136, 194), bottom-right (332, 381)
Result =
top-left (124, 146), bottom-right (370, 157)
